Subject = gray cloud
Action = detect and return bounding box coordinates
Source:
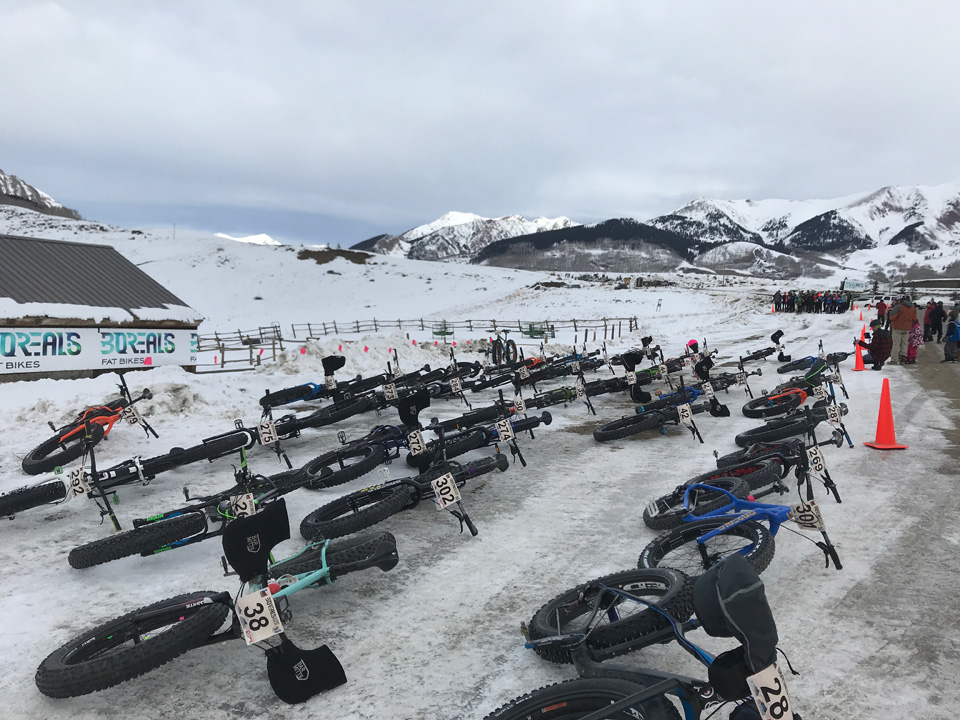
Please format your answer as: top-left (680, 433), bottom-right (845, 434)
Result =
top-left (3, 0), bottom-right (959, 242)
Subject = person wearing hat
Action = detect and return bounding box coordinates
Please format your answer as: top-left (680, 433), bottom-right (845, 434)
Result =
top-left (929, 301), bottom-right (947, 343)
top-left (943, 309), bottom-right (959, 363)
top-left (858, 319), bottom-right (893, 370)
top-left (887, 296), bottom-right (918, 365)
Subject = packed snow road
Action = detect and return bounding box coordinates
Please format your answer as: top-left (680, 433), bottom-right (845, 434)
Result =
top-left (0, 307), bottom-right (957, 720)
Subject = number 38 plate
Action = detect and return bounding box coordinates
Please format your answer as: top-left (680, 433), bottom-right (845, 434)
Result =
top-left (235, 588), bottom-right (284, 645)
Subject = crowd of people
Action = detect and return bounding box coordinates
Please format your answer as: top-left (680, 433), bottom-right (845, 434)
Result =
top-left (856, 295), bottom-right (960, 369)
top-left (772, 290), bottom-right (855, 314)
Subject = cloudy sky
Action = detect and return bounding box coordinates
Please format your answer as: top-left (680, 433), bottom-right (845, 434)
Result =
top-left (3, 1), bottom-right (958, 245)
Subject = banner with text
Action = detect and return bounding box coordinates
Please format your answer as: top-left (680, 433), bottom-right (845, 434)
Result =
top-left (0, 327), bottom-right (198, 374)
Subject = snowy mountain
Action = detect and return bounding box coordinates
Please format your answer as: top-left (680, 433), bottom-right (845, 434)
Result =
top-left (0, 168), bottom-right (81, 220)
top-left (352, 211), bottom-right (579, 261)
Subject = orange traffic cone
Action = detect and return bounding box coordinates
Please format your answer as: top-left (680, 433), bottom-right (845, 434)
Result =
top-left (864, 378), bottom-right (908, 450)
top-left (859, 310), bottom-right (863, 321)
top-left (771, 304), bottom-right (775, 314)
top-left (852, 342), bottom-right (867, 371)
top-left (860, 324), bottom-right (866, 341)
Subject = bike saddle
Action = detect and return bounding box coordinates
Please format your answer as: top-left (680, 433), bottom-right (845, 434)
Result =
top-left (221, 499), bottom-right (291, 582)
top-left (321, 355), bottom-right (347, 375)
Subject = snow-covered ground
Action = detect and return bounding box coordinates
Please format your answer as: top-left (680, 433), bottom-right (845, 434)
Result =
top-left (1, 209), bottom-right (958, 719)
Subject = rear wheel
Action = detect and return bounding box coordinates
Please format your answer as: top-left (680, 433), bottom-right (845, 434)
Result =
top-left (302, 444), bottom-right (386, 489)
top-left (638, 517), bottom-right (774, 577)
top-left (22, 422), bottom-right (107, 475)
top-left (528, 567), bottom-right (693, 664)
top-left (483, 679), bottom-right (681, 720)
top-left (742, 391), bottom-right (804, 418)
top-left (642, 476), bottom-right (749, 531)
top-left (35, 591), bottom-right (229, 698)
top-left (734, 416), bottom-right (817, 447)
top-left (68, 512), bottom-right (207, 569)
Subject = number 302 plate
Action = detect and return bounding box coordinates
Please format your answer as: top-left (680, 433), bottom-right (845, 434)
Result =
top-left (431, 472), bottom-right (461, 510)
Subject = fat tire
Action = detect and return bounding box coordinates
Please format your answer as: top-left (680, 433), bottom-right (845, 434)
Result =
top-left (406, 428), bottom-right (487, 468)
top-left (742, 392), bottom-right (804, 418)
top-left (642, 476), bottom-right (749, 531)
top-left (528, 567), bottom-right (694, 665)
top-left (483, 678), bottom-right (681, 720)
top-left (302, 444), bottom-right (386, 489)
top-left (0, 481), bottom-right (67, 516)
top-left (687, 459), bottom-right (783, 491)
top-left (35, 591), bottom-right (229, 698)
top-left (592, 412), bottom-right (663, 442)
top-left (777, 358), bottom-right (813, 375)
top-left (299, 483), bottom-right (416, 540)
top-left (68, 512), bottom-right (207, 569)
top-left (269, 530), bottom-right (399, 578)
top-left (22, 422), bottom-right (107, 476)
top-left (638, 517), bottom-right (775, 577)
top-left (734, 416), bottom-right (817, 447)
top-left (300, 396), bottom-right (374, 429)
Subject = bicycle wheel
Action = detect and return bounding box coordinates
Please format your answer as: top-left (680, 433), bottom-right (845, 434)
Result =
top-left (642, 476), bottom-right (749, 531)
top-left (741, 392), bottom-right (804, 419)
top-left (734, 415), bottom-right (817, 447)
top-left (406, 428), bottom-right (487, 468)
top-left (504, 339), bottom-right (518, 363)
top-left (259, 383), bottom-right (320, 409)
top-left (35, 591), bottom-right (230, 698)
top-left (528, 567), bottom-right (693, 664)
top-left (68, 512), bottom-right (207, 569)
top-left (592, 412), bottom-right (663, 442)
top-left (300, 396), bottom-right (375, 429)
top-left (638, 517), bottom-right (775, 577)
top-left (302, 443), bottom-right (387, 489)
top-left (299, 484), bottom-right (416, 541)
top-left (0, 481), bottom-right (67, 516)
top-left (484, 678), bottom-right (681, 720)
top-left (491, 339), bottom-right (505, 365)
top-left (691, 459), bottom-right (783, 492)
top-left (21, 422), bottom-right (106, 476)
top-left (269, 530), bottom-right (400, 578)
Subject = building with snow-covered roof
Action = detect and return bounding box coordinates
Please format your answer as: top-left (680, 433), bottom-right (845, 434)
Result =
top-left (0, 234), bottom-right (202, 380)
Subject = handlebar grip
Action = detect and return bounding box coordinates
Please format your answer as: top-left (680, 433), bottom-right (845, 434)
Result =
top-left (140, 389), bottom-right (153, 401)
top-left (462, 509), bottom-right (479, 536)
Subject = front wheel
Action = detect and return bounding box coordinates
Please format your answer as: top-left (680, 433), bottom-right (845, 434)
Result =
top-left (592, 412), bottom-right (663, 442)
top-left (734, 415), bottom-right (817, 447)
top-left (35, 591), bottom-right (230, 697)
top-left (638, 517), bottom-right (775, 577)
top-left (299, 483), bottom-right (416, 541)
top-left (483, 678), bottom-right (681, 720)
top-left (0, 481), bottom-right (67, 516)
top-left (642, 477), bottom-right (749, 531)
top-left (742, 392), bottom-right (804, 418)
top-left (68, 512), bottom-right (207, 569)
top-left (528, 567), bottom-right (693, 664)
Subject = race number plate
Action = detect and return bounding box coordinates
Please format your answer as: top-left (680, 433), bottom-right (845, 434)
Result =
top-left (450, 376), bottom-right (462, 393)
top-left (572, 361), bottom-right (581, 374)
top-left (790, 499), bottom-right (825, 531)
top-left (495, 418), bottom-right (516, 442)
top-left (518, 365), bottom-right (531, 380)
top-left (384, 383), bottom-right (399, 401)
top-left (747, 662), bottom-right (795, 720)
top-left (68, 467), bottom-right (91, 498)
top-left (407, 429), bottom-right (426, 456)
top-left (702, 381), bottom-right (715, 399)
top-left (737, 373), bottom-right (748, 386)
top-left (826, 404), bottom-right (843, 426)
top-left (575, 382), bottom-right (586, 400)
top-left (645, 500), bottom-right (660, 517)
top-left (122, 404), bottom-right (143, 426)
top-left (393, 364), bottom-right (403, 378)
top-left (325, 375), bottom-right (336, 390)
top-left (679, 357), bottom-right (687, 368)
top-left (258, 419), bottom-right (279, 445)
top-left (818, 350), bottom-right (826, 360)
top-left (236, 588), bottom-right (285, 645)
top-left (431, 472), bottom-right (461, 510)
top-left (676, 403), bottom-right (694, 427)
top-left (812, 385), bottom-right (827, 401)
top-left (231, 493), bottom-right (256, 518)
top-left (626, 372), bottom-right (637, 386)
top-left (658, 363), bottom-right (668, 377)
top-left (514, 396), bottom-right (527, 415)
top-left (805, 446), bottom-right (828, 480)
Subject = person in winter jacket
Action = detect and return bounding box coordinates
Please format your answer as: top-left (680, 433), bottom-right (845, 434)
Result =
top-left (923, 299), bottom-right (935, 341)
top-left (876, 299), bottom-right (888, 323)
top-left (906, 320), bottom-right (924, 364)
top-left (887, 296), bottom-right (918, 365)
top-left (929, 301), bottom-right (947, 343)
top-left (943, 309), bottom-right (959, 363)
top-left (858, 320), bottom-right (893, 370)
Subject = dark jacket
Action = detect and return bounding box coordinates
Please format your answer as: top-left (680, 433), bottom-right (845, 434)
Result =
top-left (930, 306), bottom-right (947, 327)
top-left (860, 327), bottom-right (892, 363)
